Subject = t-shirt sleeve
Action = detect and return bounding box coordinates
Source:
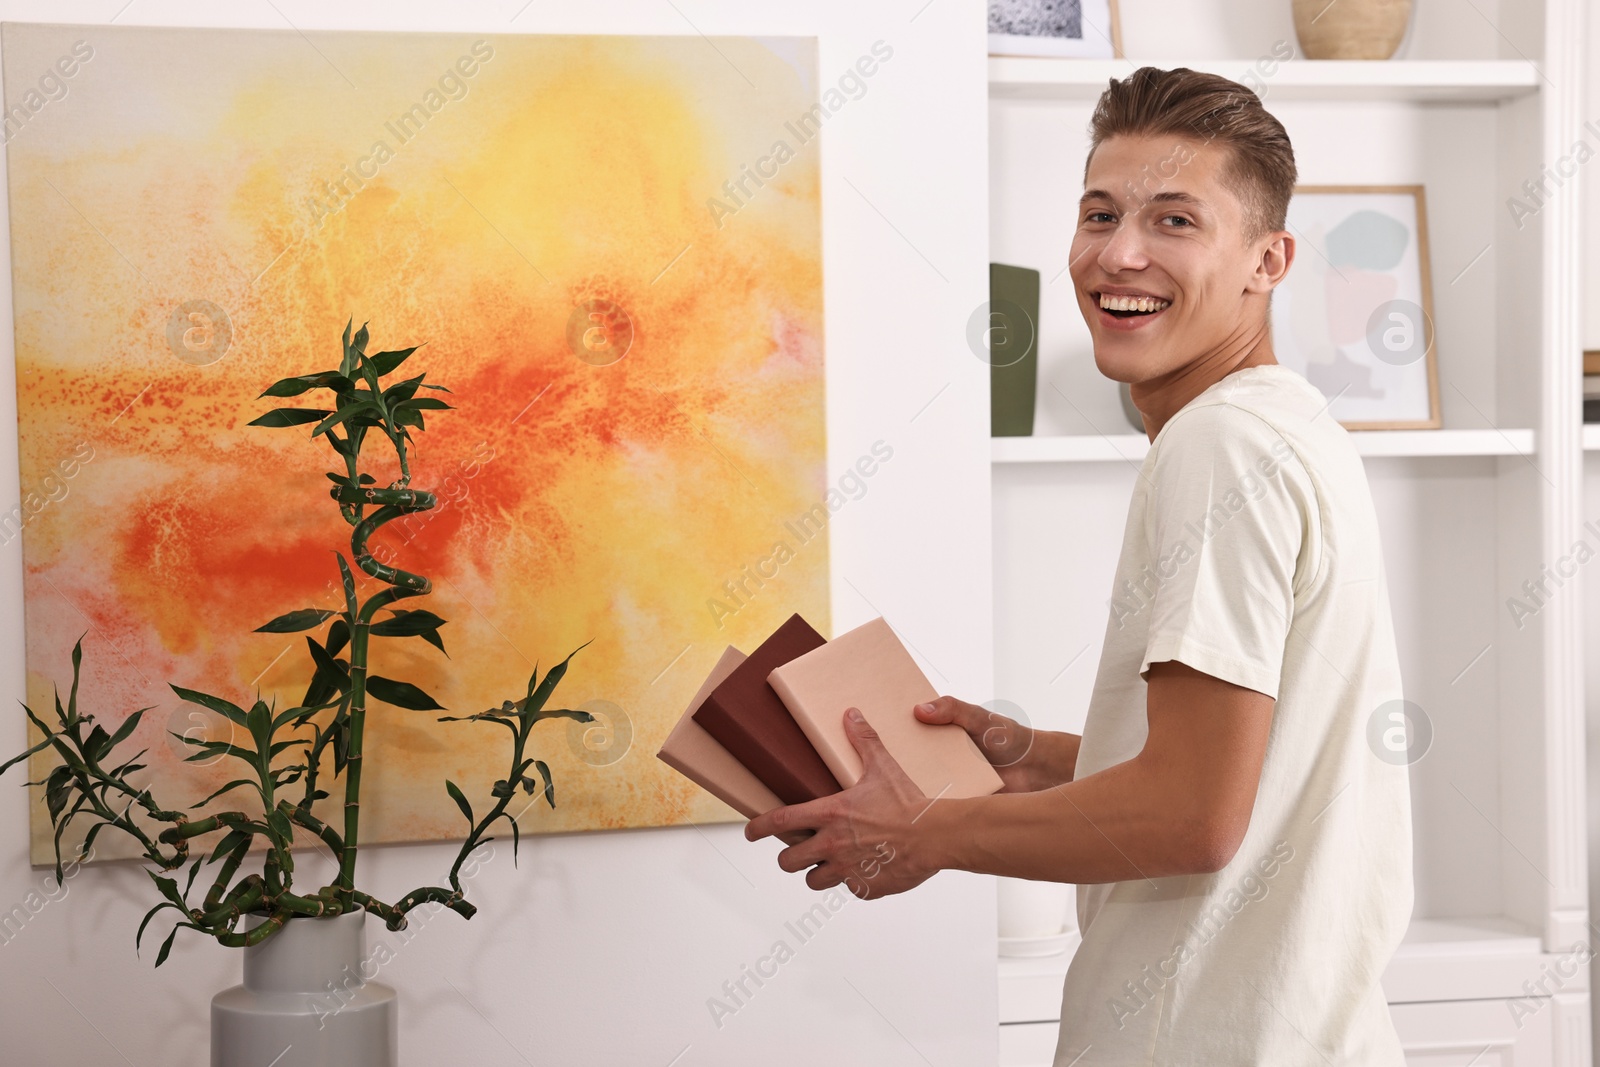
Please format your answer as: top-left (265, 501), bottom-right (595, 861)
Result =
top-left (1137, 404), bottom-right (1315, 701)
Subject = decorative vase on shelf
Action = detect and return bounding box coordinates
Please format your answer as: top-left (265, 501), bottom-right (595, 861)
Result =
top-left (988, 262), bottom-right (1040, 437)
top-left (211, 912), bottom-right (397, 1067)
top-left (1292, 0), bottom-right (1412, 59)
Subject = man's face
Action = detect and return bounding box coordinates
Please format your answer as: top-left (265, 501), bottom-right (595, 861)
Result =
top-left (1068, 133), bottom-right (1282, 384)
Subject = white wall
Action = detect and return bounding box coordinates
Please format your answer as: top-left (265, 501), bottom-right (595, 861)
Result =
top-left (0, 2), bottom-right (997, 1064)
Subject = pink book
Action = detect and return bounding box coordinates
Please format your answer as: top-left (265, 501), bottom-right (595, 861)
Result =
top-left (656, 646), bottom-right (784, 819)
top-left (766, 616), bottom-right (1004, 799)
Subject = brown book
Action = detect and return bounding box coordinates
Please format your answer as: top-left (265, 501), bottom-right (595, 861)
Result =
top-left (692, 612), bottom-right (842, 805)
top-left (655, 646), bottom-right (785, 820)
top-left (1584, 350), bottom-right (1600, 376)
top-left (767, 615), bottom-right (1004, 799)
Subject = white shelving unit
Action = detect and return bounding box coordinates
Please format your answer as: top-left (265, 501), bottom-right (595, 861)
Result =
top-left (994, 428), bottom-right (1539, 463)
top-left (988, 3), bottom-right (1591, 1064)
top-left (990, 56), bottom-right (1542, 102)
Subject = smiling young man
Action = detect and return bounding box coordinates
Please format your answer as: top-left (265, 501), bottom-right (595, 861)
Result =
top-left (744, 67), bottom-right (1414, 1064)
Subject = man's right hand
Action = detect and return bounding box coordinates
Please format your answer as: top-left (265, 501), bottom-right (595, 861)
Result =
top-left (914, 696), bottom-right (1056, 793)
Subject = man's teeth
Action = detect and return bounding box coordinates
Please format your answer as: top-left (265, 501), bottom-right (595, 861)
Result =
top-left (1099, 294), bottom-right (1171, 313)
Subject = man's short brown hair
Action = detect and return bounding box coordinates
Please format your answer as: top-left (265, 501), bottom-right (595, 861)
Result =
top-left (1085, 67), bottom-right (1297, 245)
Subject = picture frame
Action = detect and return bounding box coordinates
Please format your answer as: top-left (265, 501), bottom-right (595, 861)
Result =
top-left (1270, 184), bottom-right (1442, 430)
top-left (987, 0), bottom-right (1123, 59)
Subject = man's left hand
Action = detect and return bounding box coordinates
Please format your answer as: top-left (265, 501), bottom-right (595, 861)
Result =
top-left (743, 706), bottom-right (940, 899)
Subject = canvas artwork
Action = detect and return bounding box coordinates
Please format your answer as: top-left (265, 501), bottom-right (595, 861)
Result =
top-left (3, 23), bottom-right (829, 863)
top-left (987, 0), bottom-right (1123, 58)
top-left (1270, 185), bottom-right (1441, 430)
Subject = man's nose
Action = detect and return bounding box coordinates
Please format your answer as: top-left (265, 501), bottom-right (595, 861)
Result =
top-left (1097, 214), bottom-right (1149, 273)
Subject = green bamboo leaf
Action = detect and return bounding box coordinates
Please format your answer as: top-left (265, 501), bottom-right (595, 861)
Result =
top-left (169, 684), bottom-right (250, 727)
top-left (147, 870), bottom-right (186, 910)
top-left (369, 610), bottom-right (447, 637)
top-left (106, 708), bottom-right (147, 750)
top-left (400, 397), bottom-right (452, 411)
top-left (304, 637), bottom-right (351, 695)
top-left (208, 828), bottom-right (253, 864)
top-left (310, 401), bottom-right (379, 439)
top-left (352, 322), bottom-right (369, 353)
top-left (246, 700), bottom-right (272, 752)
top-left (393, 408), bottom-right (424, 430)
top-left (266, 807), bottom-right (294, 848)
top-left (255, 608), bottom-right (339, 634)
top-left (0, 729), bottom-right (57, 777)
top-left (191, 778), bottom-right (261, 809)
top-left (155, 926), bottom-right (180, 968)
top-left (532, 759), bottom-right (554, 809)
top-left (260, 372), bottom-right (353, 398)
top-left (498, 810), bottom-right (521, 865)
top-left (248, 408), bottom-right (333, 428)
top-left (490, 779), bottom-right (513, 799)
top-left (136, 900), bottom-right (176, 953)
top-left (178, 739), bottom-right (258, 765)
top-left (531, 707), bottom-right (595, 726)
top-left (44, 765), bottom-right (72, 821)
top-left (523, 639), bottom-right (593, 714)
top-left (365, 676), bottom-right (444, 711)
top-left (83, 723), bottom-right (111, 761)
top-left (444, 779), bottom-right (473, 826)
top-left (67, 635), bottom-right (83, 723)
top-left (419, 628), bottom-right (448, 658)
top-left (371, 346), bottom-right (420, 377)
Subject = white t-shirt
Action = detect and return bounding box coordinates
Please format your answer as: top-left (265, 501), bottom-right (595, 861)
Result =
top-left (1054, 363), bottom-right (1414, 1066)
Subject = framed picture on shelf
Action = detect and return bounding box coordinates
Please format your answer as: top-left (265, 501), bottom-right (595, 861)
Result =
top-left (1270, 184), bottom-right (1441, 430)
top-left (988, 0), bottom-right (1123, 59)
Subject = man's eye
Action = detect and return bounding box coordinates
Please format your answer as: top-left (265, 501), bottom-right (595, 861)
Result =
top-left (1086, 211), bottom-right (1115, 223)
top-left (1163, 215), bottom-right (1191, 227)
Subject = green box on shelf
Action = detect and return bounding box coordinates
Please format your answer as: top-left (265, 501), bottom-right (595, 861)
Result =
top-left (990, 262), bottom-right (1039, 437)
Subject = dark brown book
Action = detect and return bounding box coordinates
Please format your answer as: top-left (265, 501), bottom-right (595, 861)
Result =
top-left (692, 612), bottom-right (842, 805)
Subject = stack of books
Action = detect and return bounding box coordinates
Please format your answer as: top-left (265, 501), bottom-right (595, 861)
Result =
top-left (656, 613), bottom-right (1003, 835)
top-left (1585, 351), bottom-right (1600, 423)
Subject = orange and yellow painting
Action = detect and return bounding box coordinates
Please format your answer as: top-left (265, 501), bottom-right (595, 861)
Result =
top-left (3, 24), bottom-right (828, 863)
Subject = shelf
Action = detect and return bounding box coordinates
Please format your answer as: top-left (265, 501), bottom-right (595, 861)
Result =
top-left (992, 428), bottom-right (1536, 463)
top-left (998, 915), bottom-right (1559, 1024)
top-left (988, 58), bottom-right (1542, 102)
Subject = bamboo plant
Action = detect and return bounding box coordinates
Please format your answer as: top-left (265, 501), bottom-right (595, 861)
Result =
top-left (0, 319), bottom-right (592, 964)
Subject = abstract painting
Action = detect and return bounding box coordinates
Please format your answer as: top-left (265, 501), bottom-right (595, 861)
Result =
top-left (1271, 185), bottom-right (1441, 430)
top-left (3, 23), bottom-right (829, 863)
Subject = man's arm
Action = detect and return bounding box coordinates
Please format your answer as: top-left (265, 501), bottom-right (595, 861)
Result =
top-left (745, 660), bottom-right (1277, 896)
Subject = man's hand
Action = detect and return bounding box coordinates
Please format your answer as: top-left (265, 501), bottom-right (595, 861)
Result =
top-left (744, 707), bottom-right (939, 899)
top-left (913, 696), bottom-right (1074, 792)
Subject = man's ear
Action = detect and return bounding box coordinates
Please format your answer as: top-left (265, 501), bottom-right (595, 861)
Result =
top-left (1246, 229), bottom-right (1294, 294)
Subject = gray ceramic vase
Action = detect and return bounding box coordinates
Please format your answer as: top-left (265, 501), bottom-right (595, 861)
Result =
top-left (212, 912), bottom-right (397, 1067)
